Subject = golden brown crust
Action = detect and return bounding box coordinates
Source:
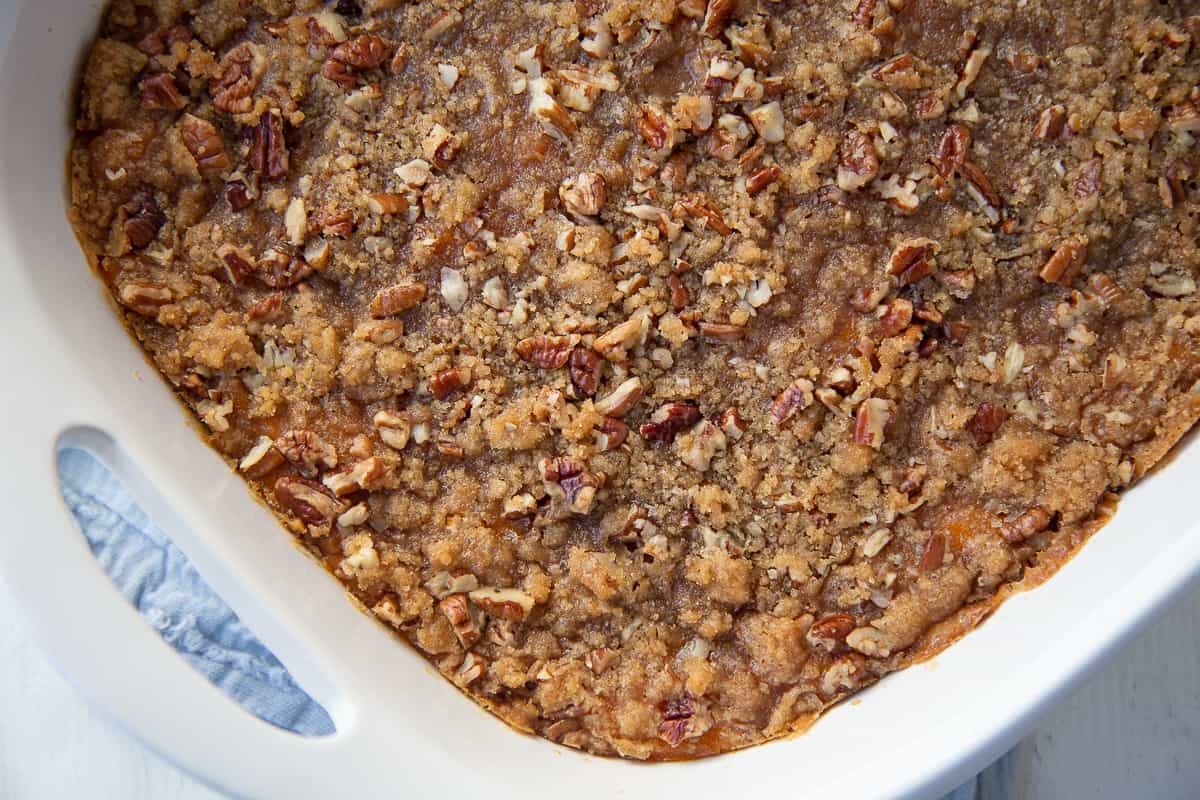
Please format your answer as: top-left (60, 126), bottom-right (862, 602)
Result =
top-left (69, 0), bottom-right (1200, 760)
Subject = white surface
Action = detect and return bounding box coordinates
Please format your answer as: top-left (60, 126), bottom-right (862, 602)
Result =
top-left (3, 578), bottom-right (1198, 800)
top-left (4, 0), bottom-right (1200, 798)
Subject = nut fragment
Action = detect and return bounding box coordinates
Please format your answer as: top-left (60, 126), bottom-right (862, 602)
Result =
top-left (771, 379), bottom-right (814, 423)
top-left (1032, 105), bottom-right (1068, 140)
top-left (249, 109), bottom-right (288, 180)
top-left (593, 315), bottom-right (649, 362)
top-left (718, 407), bottom-right (746, 440)
top-left (918, 531), bottom-right (946, 573)
top-left (211, 42), bottom-right (265, 114)
top-left (569, 347), bottom-right (602, 397)
top-left (140, 73), bottom-right (187, 110)
top-left (541, 457), bottom-right (605, 514)
top-left (431, 367), bottom-right (472, 400)
top-left (256, 249), bottom-right (312, 289)
top-left (594, 377), bottom-right (644, 417)
top-left (560, 172), bottom-right (607, 218)
top-left (1002, 506), bottom-right (1052, 543)
top-left (276, 429), bottom-right (338, 477)
top-left (274, 477), bottom-right (343, 524)
top-left (239, 435), bottom-right (284, 479)
top-left (1039, 236), bottom-right (1087, 286)
top-left (439, 594), bottom-right (481, 649)
top-left (516, 335), bottom-right (576, 369)
top-left (967, 402), bottom-right (1009, 446)
top-left (370, 282), bottom-right (426, 317)
top-left (323, 34), bottom-right (389, 87)
top-left (746, 164), bottom-right (781, 195)
top-left (678, 418), bottom-right (727, 472)
top-left (122, 191), bottom-right (166, 251)
top-left (322, 456), bottom-right (384, 497)
top-left (179, 114), bottom-right (230, 176)
top-left (837, 129), bottom-right (880, 191)
top-left (119, 281), bottom-right (173, 315)
top-left (701, 0), bottom-right (735, 36)
top-left (887, 238), bottom-right (937, 287)
top-left (672, 194), bottom-right (732, 235)
top-left (638, 104), bottom-right (674, 150)
top-left (853, 398), bottom-right (892, 449)
top-left (373, 410), bottom-right (412, 450)
top-left (596, 418), bottom-right (629, 451)
top-left (640, 402), bottom-right (702, 444)
top-left (808, 613), bottom-right (856, 652)
top-left (468, 587), bottom-right (536, 621)
top-left (933, 124), bottom-right (970, 177)
top-left (366, 193), bottom-right (409, 215)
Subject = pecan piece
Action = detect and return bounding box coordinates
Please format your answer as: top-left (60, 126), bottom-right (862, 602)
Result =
top-left (1072, 158), bottom-right (1102, 200)
top-left (851, 0), bottom-right (878, 27)
top-left (256, 249), bottom-right (312, 289)
top-left (1002, 506), bottom-right (1052, 544)
top-left (322, 456), bottom-right (385, 497)
top-left (808, 613), bottom-right (856, 652)
top-left (276, 429), bottom-right (338, 478)
top-left (211, 42), bottom-right (265, 114)
top-left (238, 436), bottom-right (284, 479)
top-left (370, 282), bottom-right (426, 317)
top-left (323, 34), bottom-right (389, 88)
top-left (246, 292), bottom-right (284, 321)
top-left (516, 335), bottom-right (576, 369)
top-left (468, 587), bottom-right (536, 622)
top-left (140, 73), bottom-right (186, 111)
top-left (746, 164), bottom-right (781, 195)
top-left (217, 244), bottom-right (254, 284)
top-left (431, 367), bottom-right (472, 400)
top-left (1039, 236), bottom-right (1087, 286)
top-left (837, 129), bottom-right (879, 191)
top-left (366, 193), bottom-right (409, 216)
top-left (959, 160), bottom-right (1002, 221)
top-left (274, 477), bottom-right (343, 524)
top-left (596, 418), bottom-right (629, 451)
top-left (854, 397), bottom-right (892, 449)
top-left (121, 191), bottom-right (166, 251)
top-left (771, 379), bottom-right (815, 423)
top-left (672, 194), bottom-right (732, 235)
top-left (118, 281), bottom-right (173, 315)
top-left (559, 172), bottom-right (607, 218)
top-left (640, 402), bottom-right (702, 444)
top-left (541, 457), bottom-right (605, 514)
top-left (638, 104), bottom-right (674, 150)
top-left (373, 411), bottom-right (412, 450)
top-left (225, 178), bottom-right (253, 211)
top-left (569, 347), bottom-right (602, 397)
top-left (1032, 104), bottom-right (1068, 140)
top-left (918, 531), bottom-right (946, 573)
top-left (594, 377), bottom-right (644, 417)
top-left (887, 237), bottom-right (938, 286)
top-left (878, 297), bottom-right (914, 338)
top-left (593, 315), bottom-right (649, 362)
top-left (249, 110), bottom-right (289, 180)
top-left (678, 418), bottom-right (727, 472)
top-left (934, 124), bottom-right (970, 178)
top-left (179, 114), bottom-right (230, 176)
top-left (701, 0), bottom-right (735, 37)
top-left (439, 594), bottom-right (482, 649)
top-left (967, 402), bottom-right (1008, 446)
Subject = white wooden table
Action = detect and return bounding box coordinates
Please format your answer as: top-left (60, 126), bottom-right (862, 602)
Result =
top-left (3, 577), bottom-right (1198, 799)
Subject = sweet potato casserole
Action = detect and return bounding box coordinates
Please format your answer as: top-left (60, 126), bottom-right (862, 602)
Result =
top-left (70, 0), bottom-right (1200, 759)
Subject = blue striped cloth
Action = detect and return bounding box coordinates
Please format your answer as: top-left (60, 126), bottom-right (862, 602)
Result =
top-left (57, 445), bottom-right (1003, 796)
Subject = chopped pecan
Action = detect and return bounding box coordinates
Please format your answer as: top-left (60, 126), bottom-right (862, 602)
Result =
top-left (238, 436), bottom-right (284, 479)
top-left (967, 402), bottom-right (1009, 446)
top-left (217, 244), bottom-right (254, 284)
top-left (1088, 272), bottom-right (1124, 305)
top-left (373, 410), bottom-right (412, 450)
top-left (918, 531), bottom-right (946, 573)
top-left (541, 457), bottom-right (605, 514)
top-left (837, 129), bottom-right (880, 191)
top-left (468, 587), bottom-right (536, 622)
top-left (641, 402), bottom-right (702, 444)
top-left (516, 335), bottom-right (576, 369)
top-left (276, 429), bottom-right (338, 478)
top-left (249, 110), bottom-right (289, 180)
top-left (718, 407), bottom-right (746, 440)
top-left (366, 193), bottom-right (409, 216)
top-left (256, 249), bottom-right (312, 289)
top-left (672, 194), bottom-right (731, 234)
top-left (934, 124), bottom-right (970, 178)
top-left (959, 160), bottom-right (1002, 220)
top-left (701, 0), bottom-right (735, 37)
top-left (1032, 104), bottom-right (1068, 140)
top-left (322, 456), bottom-right (385, 497)
top-left (771, 379), bottom-right (814, 423)
top-left (246, 292), bottom-right (284, 321)
top-left (668, 274), bottom-right (689, 310)
top-left (594, 377), bottom-right (644, 417)
top-left (808, 613), bottom-right (856, 652)
top-left (323, 34), bottom-right (389, 88)
top-left (121, 191), bottom-right (166, 250)
top-left (140, 73), bottom-right (186, 111)
top-left (211, 42), bottom-right (264, 114)
top-left (878, 297), bottom-right (914, 338)
top-left (851, 0), bottom-right (878, 27)
top-left (370, 282), bottom-right (426, 317)
top-left (593, 315), bottom-right (649, 362)
top-left (698, 321), bottom-right (744, 339)
top-left (746, 164), bottom-right (781, 195)
top-left (274, 477), bottom-right (343, 525)
top-left (569, 348), bottom-right (602, 397)
top-left (431, 367), bottom-right (472, 400)
top-left (225, 178), bottom-right (253, 211)
top-left (678, 418), bottom-right (727, 472)
top-left (439, 594), bottom-right (481, 649)
top-left (118, 281), bottom-right (172, 315)
top-left (638, 104), bottom-right (674, 150)
top-left (1002, 506), bottom-right (1052, 543)
top-left (1072, 158), bottom-right (1102, 199)
top-left (661, 151), bottom-right (690, 190)
top-left (179, 114), bottom-right (230, 176)
top-left (1039, 236), bottom-right (1087, 286)
top-left (560, 172), bottom-right (607, 218)
top-left (854, 398), bottom-right (892, 449)
top-left (887, 238), bottom-right (937, 286)
top-left (596, 418), bottom-right (629, 451)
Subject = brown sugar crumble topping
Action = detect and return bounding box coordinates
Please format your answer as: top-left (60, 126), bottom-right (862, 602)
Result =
top-left (71, 0), bottom-right (1200, 760)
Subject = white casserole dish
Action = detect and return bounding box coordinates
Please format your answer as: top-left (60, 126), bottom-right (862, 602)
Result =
top-left (2, 2), bottom-right (1199, 797)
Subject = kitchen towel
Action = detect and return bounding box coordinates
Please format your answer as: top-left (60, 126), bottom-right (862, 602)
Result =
top-left (56, 444), bottom-right (997, 797)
